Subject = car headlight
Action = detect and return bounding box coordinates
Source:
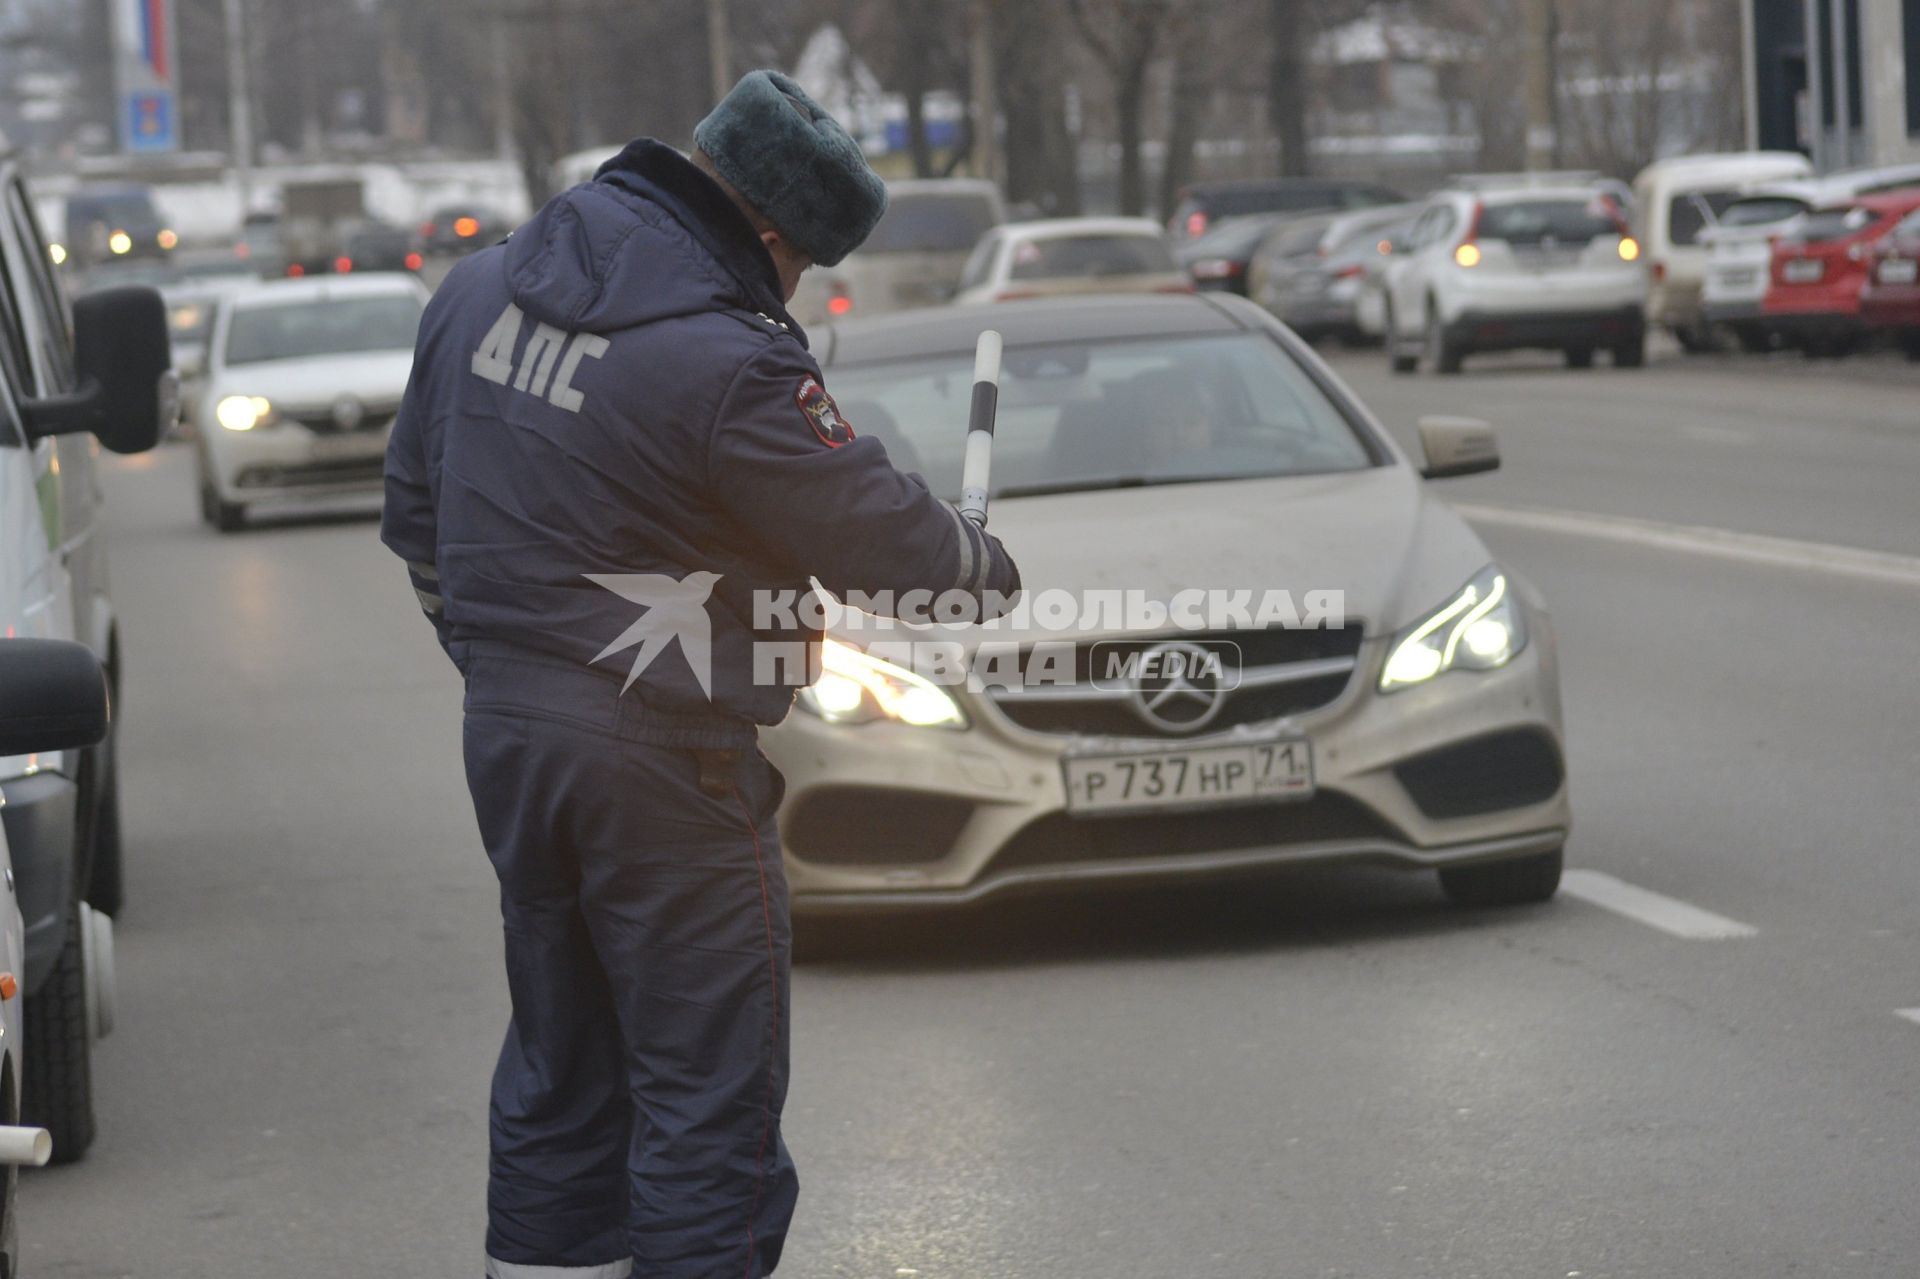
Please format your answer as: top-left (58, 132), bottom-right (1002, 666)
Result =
top-left (1379, 567), bottom-right (1527, 692)
top-left (796, 638), bottom-right (967, 729)
top-left (215, 395), bottom-right (273, 432)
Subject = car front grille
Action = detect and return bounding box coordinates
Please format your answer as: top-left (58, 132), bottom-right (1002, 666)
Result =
top-left (987, 626), bottom-right (1363, 739)
top-left (990, 791), bottom-right (1399, 875)
top-left (286, 403), bottom-right (401, 436)
top-left (234, 456), bottom-right (387, 489)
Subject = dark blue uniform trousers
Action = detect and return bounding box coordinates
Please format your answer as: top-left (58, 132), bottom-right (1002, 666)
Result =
top-left (462, 653), bottom-right (796, 1278)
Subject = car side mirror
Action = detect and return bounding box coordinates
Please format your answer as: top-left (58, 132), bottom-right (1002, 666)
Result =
top-left (1418, 415), bottom-right (1500, 479)
top-left (20, 286), bottom-right (177, 455)
top-left (0, 639), bottom-right (109, 756)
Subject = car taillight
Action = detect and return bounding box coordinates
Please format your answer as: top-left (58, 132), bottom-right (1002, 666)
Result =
top-left (334, 256), bottom-right (353, 273)
top-left (454, 216), bottom-right (481, 238)
top-left (1332, 263), bottom-right (1366, 279)
top-left (286, 263), bottom-right (305, 277)
top-left (1620, 238), bottom-right (1641, 263)
top-left (420, 222), bottom-right (437, 238)
top-left (1648, 258), bottom-right (1664, 279)
top-left (234, 241), bottom-right (251, 260)
top-left (828, 295), bottom-right (853, 315)
top-left (404, 251), bottom-right (424, 271)
top-left (1184, 211), bottom-right (1208, 238)
top-left (1188, 258), bottom-right (1242, 280)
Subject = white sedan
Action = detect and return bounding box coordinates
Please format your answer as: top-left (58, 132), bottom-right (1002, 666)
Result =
top-left (952, 217), bottom-right (1190, 305)
top-left (193, 274), bottom-right (428, 530)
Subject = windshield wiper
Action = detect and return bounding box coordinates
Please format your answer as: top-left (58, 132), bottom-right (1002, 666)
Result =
top-left (993, 472), bottom-right (1295, 500)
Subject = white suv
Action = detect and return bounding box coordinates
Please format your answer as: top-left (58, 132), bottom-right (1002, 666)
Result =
top-left (1383, 179), bottom-right (1648, 374)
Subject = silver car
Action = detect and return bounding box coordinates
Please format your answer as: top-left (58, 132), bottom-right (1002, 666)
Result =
top-left (193, 274), bottom-right (427, 530)
top-left (766, 294), bottom-right (1569, 913)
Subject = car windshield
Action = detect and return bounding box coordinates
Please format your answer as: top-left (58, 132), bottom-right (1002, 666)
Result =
top-left (827, 332), bottom-right (1375, 501)
top-left (225, 294), bottom-right (423, 365)
top-left (1010, 234), bottom-right (1175, 279)
top-left (860, 192), bottom-right (1000, 254)
top-left (69, 193), bottom-right (157, 226)
top-left (1718, 196), bottom-right (1808, 228)
top-left (1667, 190), bottom-right (1743, 246)
top-left (1478, 198), bottom-right (1619, 245)
top-left (1796, 206), bottom-right (1875, 243)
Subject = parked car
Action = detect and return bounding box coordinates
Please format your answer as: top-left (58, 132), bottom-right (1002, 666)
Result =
top-left (1701, 163), bottom-right (1920, 350)
top-left (1176, 212), bottom-right (1295, 294)
top-left (1353, 212), bottom-right (1422, 342)
top-left (952, 218), bottom-right (1189, 304)
top-left (193, 274), bottom-right (427, 530)
top-left (1860, 206), bottom-right (1920, 359)
top-left (233, 211), bottom-right (283, 275)
top-left (1248, 203), bottom-right (1419, 343)
top-left (0, 153), bottom-right (172, 1164)
top-left (418, 203), bottom-right (510, 257)
top-left (1759, 189), bottom-right (1920, 357)
top-left (1383, 177), bottom-right (1647, 373)
top-left (1167, 178), bottom-right (1405, 243)
top-left (790, 178), bottom-right (1005, 325)
top-left (1629, 151), bottom-right (1812, 350)
top-left (57, 185), bottom-right (175, 270)
top-left (773, 293), bottom-right (1567, 914)
top-left (0, 639), bottom-right (112, 1259)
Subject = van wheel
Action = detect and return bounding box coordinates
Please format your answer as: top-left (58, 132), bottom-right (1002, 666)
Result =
top-left (1439, 847), bottom-right (1564, 907)
top-left (1385, 304), bottom-right (1418, 374)
top-left (1424, 303), bottom-right (1464, 374)
top-left (1565, 346), bottom-right (1596, 369)
top-left (23, 900), bottom-right (98, 1164)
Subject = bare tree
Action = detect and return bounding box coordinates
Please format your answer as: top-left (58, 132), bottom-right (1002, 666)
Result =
top-left (994, 0), bottom-right (1082, 215)
top-left (1067, 0), bottom-right (1181, 215)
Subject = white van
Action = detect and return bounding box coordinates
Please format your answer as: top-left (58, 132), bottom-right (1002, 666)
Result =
top-left (1630, 152), bottom-right (1813, 349)
top-left (0, 152), bottom-right (171, 1163)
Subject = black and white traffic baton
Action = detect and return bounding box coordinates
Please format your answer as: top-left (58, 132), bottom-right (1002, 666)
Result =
top-left (958, 329), bottom-right (1002, 528)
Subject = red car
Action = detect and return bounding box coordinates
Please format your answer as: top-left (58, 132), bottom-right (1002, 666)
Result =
top-left (1860, 206), bottom-right (1920, 360)
top-left (1761, 189), bottom-right (1920, 356)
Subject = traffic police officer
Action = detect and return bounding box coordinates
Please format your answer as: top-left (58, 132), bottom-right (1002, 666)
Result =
top-left (382, 71), bottom-right (1020, 1278)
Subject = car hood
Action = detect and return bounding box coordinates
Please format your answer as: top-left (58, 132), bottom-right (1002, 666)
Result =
top-left (207, 349), bottom-right (415, 409)
top-left (832, 465), bottom-right (1496, 646)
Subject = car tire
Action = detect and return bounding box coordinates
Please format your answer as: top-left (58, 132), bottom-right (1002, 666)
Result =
top-left (1613, 335), bottom-right (1646, 368)
top-left (23, 899), bottom-right (97, 1165)
top-left (1903, 335), bottom-right (1920, 363)
top-left (1424, 303), bottom-right (1463, 375)
top-left (1386, 306), bottom-right (1418, 374)
top-left (1672, 323), bottom-right (1715, 354)
top-left (1439, 847), bottom-right (1564, 908)
top-left (203, 484), bottom-right (246, 533)
top-left (1565, 346), bottom-right (1596, 369)
top-left (87, 742), bottom-right (124, 919)
top-left (1733, 326), bottom-right (1771, 354)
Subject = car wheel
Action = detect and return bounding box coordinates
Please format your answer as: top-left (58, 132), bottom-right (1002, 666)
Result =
top-left (1734, 326), bottom-right (1771, 354)
top-left (1564, 346), bottom-right (1596, 369)
top-left (87, 738), bottom-right (124, 919)
top-left (1903, 335), bottom-right (1920, 363)
top-left (1424, 303), bottom-right (1463, 375)
top-left (1612, 335), bottom-right (1646, 368)
top-left (1385, 304), bottom-right (1418, 374)
top-left (1439, 846), bottom-right (1564, 907)
top-left (23, 899), bottom-right (99, 1164)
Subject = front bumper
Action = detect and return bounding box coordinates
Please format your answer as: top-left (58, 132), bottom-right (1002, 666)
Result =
top-left (765, 625), bottom-right (1570, 911)
top-left (202, 422), bottom-right (392, 503)
top-left (1447, 305), bottom-right (1643, 353)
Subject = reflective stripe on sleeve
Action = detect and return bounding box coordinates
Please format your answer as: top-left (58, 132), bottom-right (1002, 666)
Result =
top-left (414, 587), bottom-right (444, 615)
top-left (483, 1258), bottom-right (632, 1279)
top-left (407, 560), bottom-right (440, 581)
top-left (944, 502), bottom-right (981, 596)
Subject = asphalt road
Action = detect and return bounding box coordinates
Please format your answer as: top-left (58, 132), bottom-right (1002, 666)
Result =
top-left (21, 345), bottom-right (1920, 1278)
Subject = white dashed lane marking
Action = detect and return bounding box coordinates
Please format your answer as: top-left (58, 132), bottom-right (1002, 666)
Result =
top-left (1560, 869), bottom-right (1759, 940)
top-left (1456, 503), bottom-right (1920, 589)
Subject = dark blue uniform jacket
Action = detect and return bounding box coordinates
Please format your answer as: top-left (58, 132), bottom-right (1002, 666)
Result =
top-left (382, 140), bottom-right (1018, 744)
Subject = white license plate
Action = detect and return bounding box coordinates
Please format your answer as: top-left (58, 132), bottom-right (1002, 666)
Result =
top-left (1782, 259), bottom-right (1824, 283)
top-left (1063, 739), bottom-right (1313, 814)
top-left (309, 432), bottom-right (384, 461)
top-left (1717, 268), bottom-right (1757, 289)
top-left (1880, 259), bottom-right (1918, 284)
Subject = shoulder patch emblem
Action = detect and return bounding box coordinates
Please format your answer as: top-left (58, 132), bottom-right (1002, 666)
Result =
top-left (795, 375), bottom-right (855, 449)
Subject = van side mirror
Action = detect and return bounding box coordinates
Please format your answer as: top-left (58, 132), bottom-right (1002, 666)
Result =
top-left (0, 639), bottom-right (109, 756)
top-left (1418, 415), bottom-right (1500, 478)
top-left (20, 286), bottom-right (177, 455)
